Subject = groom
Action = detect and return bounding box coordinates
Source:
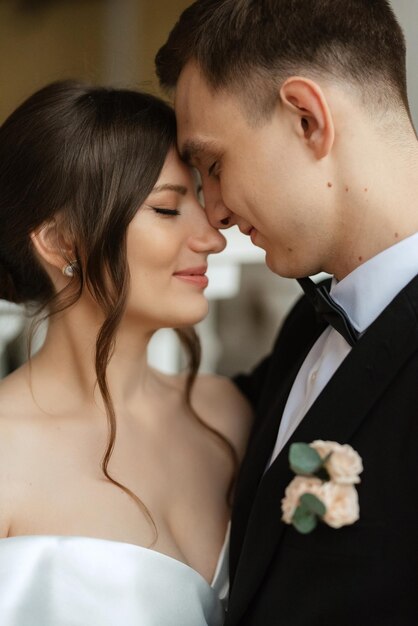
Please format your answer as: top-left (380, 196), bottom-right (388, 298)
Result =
top-left (156, 1), bottom-right (418, 624)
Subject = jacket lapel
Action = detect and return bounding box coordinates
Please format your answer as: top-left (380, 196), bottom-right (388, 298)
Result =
top-left (227, 275), bottom-right (418, 625)
top-left (228, 341), bottom-right (320, 581)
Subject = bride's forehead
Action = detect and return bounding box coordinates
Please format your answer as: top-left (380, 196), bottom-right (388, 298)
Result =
top-left (153, 153), bottom-right (196, 190)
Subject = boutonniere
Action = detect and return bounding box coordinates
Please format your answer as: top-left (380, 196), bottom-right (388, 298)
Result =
top-left (281, 440), bottom-right (363, 534)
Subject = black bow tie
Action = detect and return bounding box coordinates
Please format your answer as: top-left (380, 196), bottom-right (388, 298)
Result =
top-left (297, 277), bottom-right (359, 347)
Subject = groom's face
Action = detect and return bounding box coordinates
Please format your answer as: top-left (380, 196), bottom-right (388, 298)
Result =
top-left (175, 62), bottom-right (333, 278)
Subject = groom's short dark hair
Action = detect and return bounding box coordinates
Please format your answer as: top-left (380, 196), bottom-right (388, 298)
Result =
top-left (156, 0), bottom-right (410, 121)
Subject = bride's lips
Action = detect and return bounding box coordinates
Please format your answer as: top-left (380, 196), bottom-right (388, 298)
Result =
top-left (250, 227), bottom-right (258, 244)
top-left (173, 266), bottom-right (209, 288)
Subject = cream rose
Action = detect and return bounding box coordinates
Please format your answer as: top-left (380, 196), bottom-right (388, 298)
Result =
top-left (281, 476), bottom-right (324, 524)
top-left (321, 481), bottom-right (360, 528)
top-left (311, 440), bottom-right (363, 484)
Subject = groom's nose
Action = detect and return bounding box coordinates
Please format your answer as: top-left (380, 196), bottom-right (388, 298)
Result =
top-left (202, 179), bottom-right (235, 229)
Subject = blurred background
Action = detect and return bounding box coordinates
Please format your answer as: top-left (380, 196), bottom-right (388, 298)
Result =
top-left (0, 0), bottom-right (417, 379)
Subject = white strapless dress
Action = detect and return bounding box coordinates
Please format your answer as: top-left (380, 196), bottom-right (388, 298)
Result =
top-left (0, 527), bottom-right (230, 626)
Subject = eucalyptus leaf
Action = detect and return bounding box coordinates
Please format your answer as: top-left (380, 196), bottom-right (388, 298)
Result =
top-left (289, 443), bottom-right (323, 475)
top-left (292, 505), bottom-right (318, 534)
top-left (300, 493), bottom-right (326, 517)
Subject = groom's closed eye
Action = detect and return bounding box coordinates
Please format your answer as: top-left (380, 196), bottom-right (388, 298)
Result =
top-left (208, 161), bottom-right (222, 180)
top-left (180, 138), bottom-right (222, 168)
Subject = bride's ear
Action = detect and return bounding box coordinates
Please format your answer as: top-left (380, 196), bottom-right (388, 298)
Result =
top-left (30, 217), bottom-right (75, 276)
top-left (279, 76), bottom-right (335, 159)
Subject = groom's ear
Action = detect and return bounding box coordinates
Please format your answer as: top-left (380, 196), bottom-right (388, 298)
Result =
top-left (279, 77), bottom-right (335, 159)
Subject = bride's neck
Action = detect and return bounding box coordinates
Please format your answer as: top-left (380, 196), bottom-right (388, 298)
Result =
top-left (30, 297), bottom-right (158, 414)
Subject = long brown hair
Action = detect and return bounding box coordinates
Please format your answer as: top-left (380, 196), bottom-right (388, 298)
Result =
top-left (0, 80), bottom-right (237, 542)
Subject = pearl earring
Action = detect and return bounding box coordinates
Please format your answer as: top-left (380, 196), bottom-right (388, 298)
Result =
top-left (62, 262), bottom-right (77, 277)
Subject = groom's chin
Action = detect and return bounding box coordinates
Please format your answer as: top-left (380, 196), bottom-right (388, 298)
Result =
top-left (264, 250), bottom-right (319, 280)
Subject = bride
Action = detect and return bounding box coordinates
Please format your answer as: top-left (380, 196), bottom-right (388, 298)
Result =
top-left (0, 80), bottom-right (253, 625)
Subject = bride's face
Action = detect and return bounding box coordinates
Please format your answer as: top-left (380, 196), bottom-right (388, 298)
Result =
top-left (125, 149), bottom-right (226, 329)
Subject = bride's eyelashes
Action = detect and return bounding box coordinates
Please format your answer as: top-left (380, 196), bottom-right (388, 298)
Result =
top-left (151, 207), bottom-right (180, 216)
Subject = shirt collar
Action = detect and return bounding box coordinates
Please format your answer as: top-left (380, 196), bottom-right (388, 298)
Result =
top-left (330, 231), bottom-right (418, 333)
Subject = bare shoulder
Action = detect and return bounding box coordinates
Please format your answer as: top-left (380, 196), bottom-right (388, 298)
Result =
top-left (0, 365), bottom-right (34, 426)
top-left (191, 374), bottom-right (254, 462)
top-left (0, 367), bottom-right (35, 537)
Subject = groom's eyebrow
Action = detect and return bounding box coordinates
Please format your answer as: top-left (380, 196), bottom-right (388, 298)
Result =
top-left (180, 139), bottom-right (219, 166)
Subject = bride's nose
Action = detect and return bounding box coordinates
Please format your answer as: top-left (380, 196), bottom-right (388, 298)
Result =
top-left (188, 219), bottom-right (227, 255)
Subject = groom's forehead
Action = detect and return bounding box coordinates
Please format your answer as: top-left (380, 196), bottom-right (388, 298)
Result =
top-left (175, 64), bottom-right (249, 163)
top-left (175, 60), bottom-right (233, 125)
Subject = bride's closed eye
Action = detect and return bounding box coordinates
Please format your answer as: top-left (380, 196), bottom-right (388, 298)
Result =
top-left (151, 207), bottom-right (180, 216)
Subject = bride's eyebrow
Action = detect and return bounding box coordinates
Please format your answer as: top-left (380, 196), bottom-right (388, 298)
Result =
top-left (151, 183), bottom-right (187, 195)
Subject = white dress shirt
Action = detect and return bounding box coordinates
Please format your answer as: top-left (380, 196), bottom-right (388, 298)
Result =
top-left (267, 231), bottom-right (418, 469)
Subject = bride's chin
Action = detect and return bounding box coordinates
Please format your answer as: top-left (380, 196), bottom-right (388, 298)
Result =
top-left (147, 303), bottom-right (209, 331)
top-left (173, 300), bottom-right (210, 328)
top-left (176, 310), bottom-right (209, 328)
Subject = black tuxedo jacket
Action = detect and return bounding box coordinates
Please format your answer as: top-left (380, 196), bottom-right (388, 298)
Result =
top-left (227, 275), bottom-right (418, 626)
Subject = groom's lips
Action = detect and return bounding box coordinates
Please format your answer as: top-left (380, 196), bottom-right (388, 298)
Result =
top-left (249, 227), bottom-right (258, 243)
top-left (239, 225), bottom-right (259, 244)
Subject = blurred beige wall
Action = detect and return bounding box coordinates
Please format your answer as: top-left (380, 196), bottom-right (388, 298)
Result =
top-left (0, 0), bottom-right (106, 121)
top-left (0, 0), bottom-right (189, 123)
top-left (139, 0), bottom-right (190, 93)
